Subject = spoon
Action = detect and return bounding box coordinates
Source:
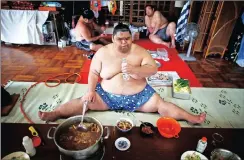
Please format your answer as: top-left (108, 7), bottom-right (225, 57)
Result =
top-left (77, 101), bottom-right (88, 131)
top-left (140, 120), bottom-right (148, 127)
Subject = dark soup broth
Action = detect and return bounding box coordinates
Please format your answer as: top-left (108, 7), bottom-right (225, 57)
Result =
top-left (58, 122), bottom-right (101, 150)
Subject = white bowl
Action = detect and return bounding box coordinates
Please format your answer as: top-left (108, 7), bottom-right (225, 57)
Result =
top-left (2, 151), bottom-right (30, 160)
top-left (115, 137), bottom-right (131, 151)
top-left (181, 151), bottom-right (208, 160)
top-left (116, 118), bottom-right (134, 132)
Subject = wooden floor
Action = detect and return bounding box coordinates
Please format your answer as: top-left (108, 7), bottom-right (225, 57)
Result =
top-left (1, 44), bottom-right (244, 88)
top-left (1, 44), bottom-right (87, 84)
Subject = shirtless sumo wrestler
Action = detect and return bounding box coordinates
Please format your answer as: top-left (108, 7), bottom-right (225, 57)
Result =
top-left (75, 8), bottom-right (110, 52)
top-left (145, 5), bottom-right (176, 48)
top-left (39, 23), bottom-right (205, 124)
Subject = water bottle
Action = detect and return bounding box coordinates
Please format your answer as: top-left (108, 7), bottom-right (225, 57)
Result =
top-left (22, 136), bottom-right (36, 156)
top-left (105, 20), bottom-right (109, 28)
top-left (122, 58), bottom-right (130, 80)
top-left (196, 137), bottom-right (207, 153)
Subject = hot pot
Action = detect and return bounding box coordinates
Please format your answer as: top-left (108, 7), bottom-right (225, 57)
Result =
top-left (47, 116), bottom-right (109, 159)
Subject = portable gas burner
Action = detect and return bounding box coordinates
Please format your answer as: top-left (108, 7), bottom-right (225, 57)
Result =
top-left (60, 145), bottom-right (105, 160)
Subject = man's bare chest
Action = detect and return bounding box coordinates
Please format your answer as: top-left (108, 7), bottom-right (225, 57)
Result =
top-left (148, 18), bottom-right (158, 27)
top-left (100, 55), bottom-right (142, 79)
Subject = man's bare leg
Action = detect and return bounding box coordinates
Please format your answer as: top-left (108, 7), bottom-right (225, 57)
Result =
top-left (149, 34), bottom-right (170, 48)
top-left (137, 93), bottom-right (206, 124)
top-left (166, 22), bottom-right (176, 48)
top-left (90, 44), bottom-right (104, 52)
top-left (38, 93), bottom-right (109, 122)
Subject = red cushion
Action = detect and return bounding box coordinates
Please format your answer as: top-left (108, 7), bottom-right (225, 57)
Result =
top-left (134, 39), bottom-right (202, 87)
top-left (78, 39), bottom-right (202, 87)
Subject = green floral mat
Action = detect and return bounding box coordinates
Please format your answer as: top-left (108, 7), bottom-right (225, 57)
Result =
top-left (1, 81), bottom-right (243, 128)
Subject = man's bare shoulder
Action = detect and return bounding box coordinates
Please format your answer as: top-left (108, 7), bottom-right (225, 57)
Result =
top-left (154, 11), bottom-right (162, 15)
top-left (154, 11), bottom-right (163, 18)
top-left (132, 44), bottom-right (149, 56)
top-left (76, 22), bottom-right (89, 31)
top-left (95, 44), bottom-right (112, 58)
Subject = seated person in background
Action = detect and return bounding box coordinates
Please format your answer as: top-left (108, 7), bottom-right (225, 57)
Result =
top-left (1, 87), bottom-right (20, 116)
top-left (145, 5), bottom-right (176, 48)
top-left (75, 8), bottom-right (110, 52)
top-left (39, 23), bottom-right (205, 124)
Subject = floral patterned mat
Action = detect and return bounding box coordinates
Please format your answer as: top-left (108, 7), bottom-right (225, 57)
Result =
top-left (1, 81), bottom-right (244, 128)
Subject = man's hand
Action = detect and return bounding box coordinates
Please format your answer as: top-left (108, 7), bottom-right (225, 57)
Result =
top-left (122, 62), bottom-right (142, 80)
top-left (148, 27), bottom-right (154, 34)
top-left (121, 62), bottom-right (136, 75)
top-left (83, 91), bottom-right (96, 103)
top-left (101, 26), bottom-right (106, 32)
top-left (99, 33), bottom-right (107, 38)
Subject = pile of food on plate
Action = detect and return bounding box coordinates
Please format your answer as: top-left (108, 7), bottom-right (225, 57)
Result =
top-left (184, 152), bottom-right (201, 160)
top-left (173, 79), bottom-right (190, 93)
top-left (148, 72), bottom-right (170, 81)
top-left (172, 79), bottom-right (191, 100)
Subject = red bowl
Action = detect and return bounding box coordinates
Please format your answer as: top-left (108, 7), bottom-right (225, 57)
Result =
top-left (156, 117), bottom-right (181, 138)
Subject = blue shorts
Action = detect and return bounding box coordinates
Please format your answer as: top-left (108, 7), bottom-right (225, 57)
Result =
top-left (156, 25), bottom-right (170, 42)
top-left (95, 83), bottom-right (156, 112)
top-left (76, 40), bottom-right (102, 51)
top-left (76, 40), bottom-right (92, 51)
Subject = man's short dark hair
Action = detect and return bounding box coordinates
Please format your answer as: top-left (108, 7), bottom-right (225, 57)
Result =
top-left (145, 5), bottom-right (155, 10)
top-left (81, 8), bottom-right (94, 20)
top-left (113, 23), bottom-right (131, 37)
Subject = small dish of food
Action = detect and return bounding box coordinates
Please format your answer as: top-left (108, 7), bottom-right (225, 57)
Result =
top-left (148, 72), bottom-right (171, 82)
top-left (115, 137), bottom-right (131, 151)
top-left (181, 151), bottom-right (208, 160)
top-left (116, 118), bottom-right (133, 132)
top-left (2, 151), bottom-right (30, 160)
top-left (139, 122), bottom-right (155, 137)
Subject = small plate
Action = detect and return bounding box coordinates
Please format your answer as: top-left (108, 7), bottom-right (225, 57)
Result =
top-left (181, 151), bottom-right (208, 160)
top-left (2, 151), bottom-right (30, 160)
top-left (115, 137), bottom-right (131, 151)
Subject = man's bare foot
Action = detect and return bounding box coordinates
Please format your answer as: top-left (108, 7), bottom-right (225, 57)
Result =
top-left (188, 113), bottom-right (206, 124)
top-left (162, 42), bottom-right (170, 48)
top-left (171, 41), bottom-right (176, 48)
top-left (38, 111), bottom-right (59, 122)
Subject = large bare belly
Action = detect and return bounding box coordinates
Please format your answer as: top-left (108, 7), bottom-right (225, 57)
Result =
top-left (100, 73), bottom-right (147, 95)
top-left (159, 22), bottom-right (168, 29)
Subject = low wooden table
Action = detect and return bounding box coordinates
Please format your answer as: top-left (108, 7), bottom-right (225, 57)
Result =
top-left (1, 123), bottom-right (244, 160)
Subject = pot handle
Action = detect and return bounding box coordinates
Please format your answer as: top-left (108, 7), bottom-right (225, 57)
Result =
top-left (103, 126), bottom-right (110, 139)
top-left (174, 134), bottom-right (179, 138)
top-left (47, 127), bottom-right (56, 139)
